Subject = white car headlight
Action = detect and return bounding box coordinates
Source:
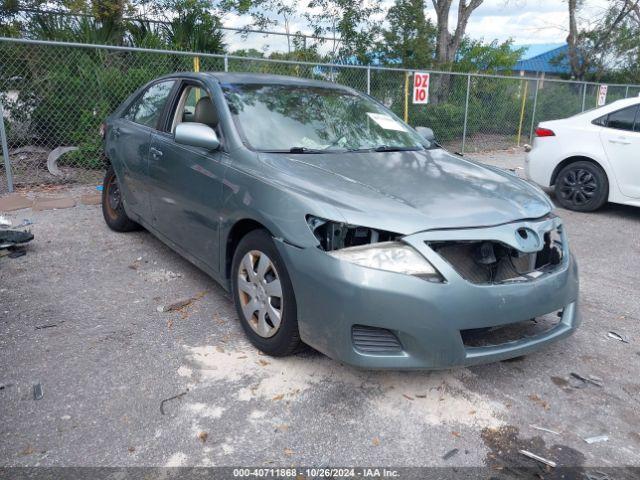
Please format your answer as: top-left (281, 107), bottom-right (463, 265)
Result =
top-left (328, 241), bottom-right (443, 281)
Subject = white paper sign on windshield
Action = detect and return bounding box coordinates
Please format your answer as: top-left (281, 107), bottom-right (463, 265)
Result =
top-left (366, 112), bottom-right (407, 132)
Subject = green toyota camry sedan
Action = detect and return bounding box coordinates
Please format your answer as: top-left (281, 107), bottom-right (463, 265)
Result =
top-left (101, 72), bottom-right (579, 369)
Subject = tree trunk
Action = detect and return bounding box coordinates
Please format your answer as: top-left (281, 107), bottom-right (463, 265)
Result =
top-left (566, 0), bottom-right (581, 79)
top-left (431, 0), bottom-right (483, 104)
top-left (432, 0), bottom-right (483, 66)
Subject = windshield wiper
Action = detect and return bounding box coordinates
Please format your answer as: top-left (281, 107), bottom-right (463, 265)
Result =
top-left (288, 146), bottom-right (325, 153)
top-left (373, 145), bottom-right (423, 152)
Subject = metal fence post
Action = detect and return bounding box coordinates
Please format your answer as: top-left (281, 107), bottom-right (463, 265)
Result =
top-left (461, 74), bottom-right (471, 155)
top-left (625, 86), bottom-right (629, 98)
top-left (581, 83), bottom-right (587, 112)
top-left (366, 66), bottom-right (371, 95)
top-left (0, 101), bottom-right (14, 193)
top-left (529, 78), bottom-right (540, 143)
top-left (224, 54), bottom-right (229, 72)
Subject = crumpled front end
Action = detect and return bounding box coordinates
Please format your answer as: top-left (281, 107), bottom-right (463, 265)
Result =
top-left (277, 215), bottom-right (580, 369)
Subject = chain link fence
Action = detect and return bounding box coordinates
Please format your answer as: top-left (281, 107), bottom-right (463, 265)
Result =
top-left (1, 36), bottom-right (639, 195)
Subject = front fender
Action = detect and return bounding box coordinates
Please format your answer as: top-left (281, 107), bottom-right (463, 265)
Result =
top-left (219, 157), bottom-right (345, 253)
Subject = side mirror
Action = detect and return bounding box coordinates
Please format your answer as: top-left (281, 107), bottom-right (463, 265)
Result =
top-left (415, 126), bottom-right (436, 143)
top-left (174, 123), bottom-right (220, 150)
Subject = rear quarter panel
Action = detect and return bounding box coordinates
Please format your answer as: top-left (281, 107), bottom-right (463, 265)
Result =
top-left (527, 120), bottom-right (613, 193)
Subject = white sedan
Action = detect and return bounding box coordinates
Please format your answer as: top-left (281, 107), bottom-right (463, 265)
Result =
top-left (525, 97), bottom-right (640, 211)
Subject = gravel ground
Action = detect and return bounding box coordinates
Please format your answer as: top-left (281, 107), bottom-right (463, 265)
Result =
top-left (1, 151), bottom-right (640, 473)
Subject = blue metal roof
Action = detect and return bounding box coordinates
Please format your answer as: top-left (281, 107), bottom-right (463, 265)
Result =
top-left (514, 45), bottom-right (570, 74)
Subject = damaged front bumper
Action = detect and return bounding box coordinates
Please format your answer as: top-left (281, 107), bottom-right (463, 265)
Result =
top-left (276, 216), bottom-right (580, 369)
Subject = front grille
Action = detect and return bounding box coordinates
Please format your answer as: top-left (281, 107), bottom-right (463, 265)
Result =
top-left (352, 325), bottom-right (403, 354)
top-left (429, 226), bottom-right (563, 285)
top-left (460, 310), bottom-right (562, 348)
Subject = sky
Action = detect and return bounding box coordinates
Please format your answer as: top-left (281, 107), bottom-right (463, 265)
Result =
top-left (220, 0), bottom-right (612, 54)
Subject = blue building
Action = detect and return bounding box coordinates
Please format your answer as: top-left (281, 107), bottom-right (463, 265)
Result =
top-left (513, 44), bottom-right (571, 78)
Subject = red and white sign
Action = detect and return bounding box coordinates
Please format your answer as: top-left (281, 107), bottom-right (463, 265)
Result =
top-left (413, 72), bottom-right (430, 104)
top-left (597, 84), bottom-right (608, 106)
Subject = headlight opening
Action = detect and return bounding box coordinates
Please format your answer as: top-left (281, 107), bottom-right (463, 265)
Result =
top-left (306, 216), bottom-right (443, 282)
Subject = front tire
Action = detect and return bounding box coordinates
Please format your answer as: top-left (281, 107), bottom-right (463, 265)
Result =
top-left (554, 161), bottom-right (608, 212)
top-left (102, 165), bottom-right (140, 232)
top-left (231, 229), bottom-right (301, 356)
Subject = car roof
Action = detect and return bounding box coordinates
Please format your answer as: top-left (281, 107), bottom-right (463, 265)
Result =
top-left (156, 71), bottom-right (355, 90)
top-left (206, 72), bottom-right (353, 89)
top-left (564, 95), bottom-right (640, 122)
top-left (605, 96), bottom-right (640, 108)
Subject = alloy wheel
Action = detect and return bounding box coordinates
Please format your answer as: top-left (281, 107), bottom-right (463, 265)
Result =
top-left (237, 250), bottom-right (283, 338)
top-left (558, 168), bottom-right (597, 206)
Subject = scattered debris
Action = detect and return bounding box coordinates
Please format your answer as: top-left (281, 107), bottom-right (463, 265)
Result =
top-left (584, 472), bottom-right (612, 480)
top-left (0, 229), bottom-right (34, 245)
top-left (159, 389), bottom-right (189, 415)
top-left (142, 268), bottom-right (182, 283)
top-left (47, 146), bottom-right (78, 177)
top-left (35, 323), bottom-right (59, 330)
top-left (372, 437), bottom-right (380, 446)
top-left (442, 448), bottom-right (459, 460)
top-left (283, 448), bottom-right (294, 456)
top-left (570, 372), bottom-right (603, 388)
top-left (20, 445), bottom-right (35, 456)
top-left (528, 394), bottom-right (550, 410)
top-left (0, 219), bottom-right (34, 260)
top-left (583, 435), bottom-right (609, 444)
top-left (157, 298), bottom-right (194, 313)
top-left (128, 446), bottom-right (136, 453)
top-left (33, 383), bottom-right (44, 400)
top-left (272, 394), bottom-right (284, 401)
top-left (402, 393), bottom-right (415, 401)
top-left (451, 431), bottom-right (461, 438)
top-left (518, 449), bottom-right (556, 468)
top-left (551, 376), bottom-right (570, 388)
top-left (156, 291), bottom-right (206, 313)
top-left (258, 359), bottom-right (270, 366)
top-left (530, 425), bottom-right (560, 435)
top-left (607, 331), bottom-right (629, 343)
top-left (8, 246), bottom-right (27, 258)
top-left (198, 431), bottom-right (208, 443)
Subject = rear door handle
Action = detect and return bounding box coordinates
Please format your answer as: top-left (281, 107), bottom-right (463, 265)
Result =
top-left (150, 147), bottom-right (163, 158)
top-left (609, 138), bottom-right (631, 145)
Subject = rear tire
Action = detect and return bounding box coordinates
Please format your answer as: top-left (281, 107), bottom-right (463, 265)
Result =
top-left (102, 165), bottom-right (140, 232)
top-left (554, 161), bottom-right (608, 212)
top-left (231, 229), bottom-right (302, 356)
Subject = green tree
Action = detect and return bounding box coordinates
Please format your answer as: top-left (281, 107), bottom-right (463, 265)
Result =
top-left (304, 0), bottom-right (381, 64)
top-left (565, 0), bottom-right (639, 80)
top-left (153, 0), bottom-right (226, 53)
top-left (454, 38), bottom-right (523, 73)
top-left (381, 0), bottom-right (436, 68)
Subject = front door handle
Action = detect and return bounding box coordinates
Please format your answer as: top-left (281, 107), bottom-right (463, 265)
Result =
top-left (609, 138), bottom-right (631, 145)
top-left (150, 147), bottom-right (163, 158)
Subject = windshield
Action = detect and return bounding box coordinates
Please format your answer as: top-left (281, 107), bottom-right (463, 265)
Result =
top-left (221, 83), bottom-right (428, 152)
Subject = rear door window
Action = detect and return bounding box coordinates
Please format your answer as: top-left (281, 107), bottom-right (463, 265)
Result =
top-left (604, 105), bottom-right (638, 131)
top-left (124, 80), bottom-right (175, 128)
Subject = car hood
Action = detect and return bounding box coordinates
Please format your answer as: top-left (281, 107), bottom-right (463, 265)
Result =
top-left (259, 148), bottom-right (552, 235)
